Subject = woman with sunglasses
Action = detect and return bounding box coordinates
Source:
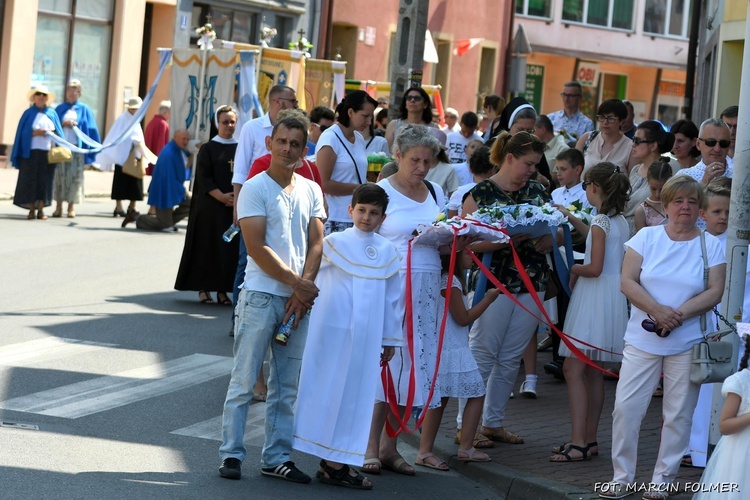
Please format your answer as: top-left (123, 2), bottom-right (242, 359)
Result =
top-left (576, 99), bottom-right (635, 174)
top-left (623, 121), bottom-right (677, 237)
top-left (317, 90), bottom-right (378, 235)
top-left (11, 85), bottom-right (64, 220)
top-left (600, 175), bottom-right (726, 500)
top-left (385, 87), bottom-right (436, 148)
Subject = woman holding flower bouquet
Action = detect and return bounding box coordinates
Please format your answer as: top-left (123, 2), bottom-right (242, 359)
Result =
top-left (461, 131), bottom-right (550, 444)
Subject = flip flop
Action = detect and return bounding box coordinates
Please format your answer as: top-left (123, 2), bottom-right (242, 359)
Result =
top-left (415, 452), bottom-right (449, 471)
top-left (380, 455), bottom-right (415, 476)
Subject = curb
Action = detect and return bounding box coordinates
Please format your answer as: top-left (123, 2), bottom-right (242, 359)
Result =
top-left (0, 192), bottom-right (111, 201)
top-left (400, 429), bottom-right (599, 500)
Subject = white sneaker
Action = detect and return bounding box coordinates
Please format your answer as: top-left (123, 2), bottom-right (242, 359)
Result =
top-left (520, 380), bottom-right (538, 399)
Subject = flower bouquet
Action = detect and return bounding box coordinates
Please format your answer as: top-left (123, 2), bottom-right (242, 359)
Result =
top-left (195, 23), bottom-right (216, 50)
top-left (260, 26), bottom-right (277, 47)
top-left (412, 213), bottom-right (509, 247)
top-left (468, 203), bottom-right (567, 238)
top-left (563, 200), bottom-right (594, 228)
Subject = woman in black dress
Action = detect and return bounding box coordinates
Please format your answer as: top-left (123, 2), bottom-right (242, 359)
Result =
top-left (174, 105), bottom-right (239, 305)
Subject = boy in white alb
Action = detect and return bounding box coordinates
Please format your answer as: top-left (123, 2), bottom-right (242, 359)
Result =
top-left (293, 184), bottom-right (402, 490)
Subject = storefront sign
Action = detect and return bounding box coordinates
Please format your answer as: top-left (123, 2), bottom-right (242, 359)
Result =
top-left (577, 62), bottom-right (600, 87)
top-left (524, 63), bottom-right (544, 111)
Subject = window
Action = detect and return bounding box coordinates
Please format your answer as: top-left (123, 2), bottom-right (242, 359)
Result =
top-left (562, 0), bottom-right (634, 30)
top-left (516, 0), bottom-right (552, 18)
top-left (33, 0), bottom-right (114, 131)
top-left (643, 0), bottom-right (691, 38)
top-left (193, 3), bottom-right (258, 44)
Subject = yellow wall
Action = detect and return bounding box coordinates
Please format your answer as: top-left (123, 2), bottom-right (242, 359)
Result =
top-left (0, 0), bottom-right (40, 147)
top-left (716, 40), bottom-right (743, 115)
top-left (105, 0), bottom-right (148, 132)
top-left (724, 0), bottom-right (748, 21)
top-left (143, 3), bottom-right (175, 135)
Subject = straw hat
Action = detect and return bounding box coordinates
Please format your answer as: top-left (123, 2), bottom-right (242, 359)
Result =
top-left (67, 79), bottom-right (83, 91)
top-left (27, 84), bottom-right (55, 103)
top-left (126, 97), bottom-right (143, 110)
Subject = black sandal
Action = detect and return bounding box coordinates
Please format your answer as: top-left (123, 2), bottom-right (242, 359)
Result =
top-left (216, 292), bottom-right (232, 306)
top-left (549, 444), bottom-right (590, 462)
top-left (316, 460), bottom-right (372, 490)
top-left (198, 291), bottom-right (215, 304)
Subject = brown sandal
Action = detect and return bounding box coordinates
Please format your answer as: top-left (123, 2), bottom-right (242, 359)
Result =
top-left (480, 426), bottom-right (524, 444)
top-left (454, 429), bottom-right (495, 449)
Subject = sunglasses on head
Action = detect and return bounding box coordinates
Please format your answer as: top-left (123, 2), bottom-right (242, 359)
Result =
top-left (632, 137), bottom-right (656, 146)
top-left (700, 138), bottom-right (731, 148)
top-left (642, 314), bottom-right (670, 337)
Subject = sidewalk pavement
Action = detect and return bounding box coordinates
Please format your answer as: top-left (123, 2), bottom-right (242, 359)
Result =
top-left (2, 162), bottom-right (705, 499)
top-left (399, 358), bottom-right (703, 500)
top-left (0, 165), bottom-right (114, 201)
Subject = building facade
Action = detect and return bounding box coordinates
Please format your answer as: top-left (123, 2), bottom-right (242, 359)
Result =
top-left (328, 0), bottom-right (513, 115)
top-left (514, 0), bottom-right (691, 127)
top-left (0, 0), bottom-right (310, 155)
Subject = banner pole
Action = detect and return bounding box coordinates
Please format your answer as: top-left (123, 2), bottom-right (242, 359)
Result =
top-left (191, 47), bottom-right (208, 190)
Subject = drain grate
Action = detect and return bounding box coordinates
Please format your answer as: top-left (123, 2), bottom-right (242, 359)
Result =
top-left (1, 421), bottom-right (40, 430)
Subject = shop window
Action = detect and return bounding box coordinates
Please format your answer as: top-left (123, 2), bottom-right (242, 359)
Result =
top-left (643, 0), bottom-right (691, 38)
top-left (516, 0), bottom-right (552, 19)
top-left (600, 73), bottom-right (628, 101)
top-left (562, 0), bottom-right (634, 31)
top-left (33, 0), bottom-right (113, 131)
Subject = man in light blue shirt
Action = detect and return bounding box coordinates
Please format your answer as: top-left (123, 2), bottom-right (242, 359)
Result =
top-left (548, 81), bottom-right (594, 145)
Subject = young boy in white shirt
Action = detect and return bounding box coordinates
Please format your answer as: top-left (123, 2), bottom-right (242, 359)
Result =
top-left (551, 148), bottom-right (591, 209)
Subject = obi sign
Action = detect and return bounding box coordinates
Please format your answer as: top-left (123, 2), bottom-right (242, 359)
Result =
top-left (577, 62), bottom-right (600, 87)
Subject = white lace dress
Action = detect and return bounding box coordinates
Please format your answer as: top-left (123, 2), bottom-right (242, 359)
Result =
top-left (436, 274), bottom-right (486, 398)
top-left (559, 214), bottom-right (629, 362)
top-left (694, 369), bottom-right (750, 500)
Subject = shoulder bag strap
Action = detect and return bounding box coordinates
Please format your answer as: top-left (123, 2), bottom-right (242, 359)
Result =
top-left (700, 230), bottom-right (708, 338)
top-left (423, 179), bottom-right (437, 203)
top-left (333, 131), bottom-right (363, 184)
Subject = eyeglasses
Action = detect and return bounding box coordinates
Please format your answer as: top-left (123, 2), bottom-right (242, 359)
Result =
top-left (632, 136), bottom-right (656, 146)
top-left (699, 138), bottom-right (731, 148)
top-left (219, 120), bottom-right (236, 125)
top-left (561, 92), bottom-right (582, 99)
top-left (276, 97), bottom-right (299, 106)
top-left (405, 95), bottom-right (424, 102)
top-left (596, 115), bottom-right (619, 123)
top-left (642, 314), bottom-right (670, 337)
top-left (312, 123), bottom-right (329, 132)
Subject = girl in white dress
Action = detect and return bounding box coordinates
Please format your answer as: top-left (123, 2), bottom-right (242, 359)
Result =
top-left (417, 250), bottom-right (500, 469)
top-left (550, 161), bottom-right (631, 462)
top-left (694, 335), bottom-right (750, 499)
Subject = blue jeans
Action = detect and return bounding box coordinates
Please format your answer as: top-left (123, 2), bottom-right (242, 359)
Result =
top-left (220, 290), bottom-right (309, 467)
top-left (231, 233), bottom-right (247, 327)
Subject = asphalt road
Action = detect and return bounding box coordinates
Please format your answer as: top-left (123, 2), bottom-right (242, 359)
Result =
top-left (0, 198), bottom-right (502, 500)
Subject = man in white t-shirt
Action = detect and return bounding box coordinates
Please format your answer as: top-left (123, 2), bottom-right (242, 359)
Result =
top-left (231, 85), bottom-right (298, 334)
top-left (446, 111), bottom-right (483, 164)
top-left (219, 116), bottom-right (325, 484)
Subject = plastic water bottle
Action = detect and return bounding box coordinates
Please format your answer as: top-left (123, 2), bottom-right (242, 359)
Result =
top-left (274, 314), bottom-right (295, 346)
top-left (222, 223), bottom-right (239, 242)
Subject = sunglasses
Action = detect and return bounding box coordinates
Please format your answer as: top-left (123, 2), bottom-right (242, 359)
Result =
top-left (632, 137), bottom-right (656, 146)
top-left (219, 120), bottom-right (236, 125)
top-left (276, 97), bottom-right (299, 106)
top-left (34, 92), bottom-right (47, 96)
top-left (581, 181), bottom-right (597, 191)
top-left (642, 314), bottom-right (670, 337)
top-left (312, 123), bottom-right (329, 132)
top-left (596, 115), bottom-right (619, 123)
top-left (405, 95), bottom-right (424, 102)
top-left (699, 138), bottom-right (731, 148)
top-left (561, 92), bottom-right (582, 99)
